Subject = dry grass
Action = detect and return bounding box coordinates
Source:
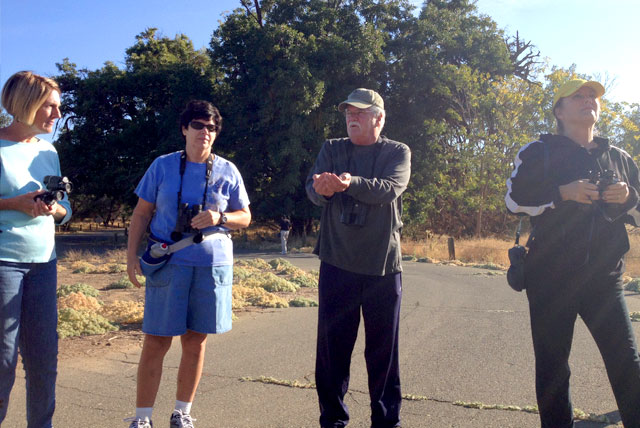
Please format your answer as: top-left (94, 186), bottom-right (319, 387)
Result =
top-left (100, 300), bottom-right (145, 324)
top-left (232, 285), bottom-right (289, 308)
top-left (626, 231), bottom-right (640, 277)
top-left (63, 248), bottom-right (127, 264)
top-left (403, 236), bottom-right (511, 267)
top-left (403, 231), bottom-right (640, 277)
top-left (58, 292), bottom-right (102, 312)
top-left (233, 223), bottom-right (317, 253)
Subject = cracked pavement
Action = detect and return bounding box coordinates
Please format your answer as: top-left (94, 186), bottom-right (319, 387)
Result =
top-left (5, 253), bottom-right (637, 427)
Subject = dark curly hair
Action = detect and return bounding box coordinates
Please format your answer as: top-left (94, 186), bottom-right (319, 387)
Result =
top-left (179, 100), bottom-right (222, 137)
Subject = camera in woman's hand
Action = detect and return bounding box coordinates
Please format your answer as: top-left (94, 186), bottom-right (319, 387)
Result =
top-left (34, 175), bottom-right (72, 206)
top-left (171, 203), bottom-right (203, 241)
top-left (590, 169), bottom-right (619, 201)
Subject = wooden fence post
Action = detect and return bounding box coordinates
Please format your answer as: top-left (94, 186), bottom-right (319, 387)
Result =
top-left (448, 237), bottom-right (456, 260)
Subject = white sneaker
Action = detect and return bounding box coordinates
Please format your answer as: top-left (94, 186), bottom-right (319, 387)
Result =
top-left (170, 410), bottom-right (195, 428)
top-left (124, 417), bottom-right (153, 428)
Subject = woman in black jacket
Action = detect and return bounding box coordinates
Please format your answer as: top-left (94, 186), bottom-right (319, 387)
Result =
top-left (505, 79), bottom-right (640, 428)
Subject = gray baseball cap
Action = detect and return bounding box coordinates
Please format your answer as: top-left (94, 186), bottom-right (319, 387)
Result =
top-left (338, 88), bottom-right (384, 112)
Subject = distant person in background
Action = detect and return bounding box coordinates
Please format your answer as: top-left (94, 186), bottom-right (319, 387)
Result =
top-left (0, 71), bottom-right (72, 428)
top-left (306, 88), bottom-right (410, 428)
top-left (505, 79), bottom-right (640, 428)
top-left (279, 215), bottom-right (292, 254)
top-left (125, 100), bottom-right (251, 428)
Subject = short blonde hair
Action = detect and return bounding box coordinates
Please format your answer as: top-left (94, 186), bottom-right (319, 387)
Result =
top-left (1, 71), bottom-right (60, 125)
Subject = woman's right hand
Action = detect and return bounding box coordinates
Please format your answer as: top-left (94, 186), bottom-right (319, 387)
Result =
top-left (126, 256), bottom-right (144, 288)
top-left (559, 179), bottom-right (600, 204)
top-left (7, 190), bottom-right (48, 216)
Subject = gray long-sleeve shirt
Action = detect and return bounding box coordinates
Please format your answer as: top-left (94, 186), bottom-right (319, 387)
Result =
top-left (306, 136), bottom-right (411, 276)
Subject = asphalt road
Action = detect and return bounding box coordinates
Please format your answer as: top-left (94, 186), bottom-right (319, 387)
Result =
top-left (5, 252), bottom-right (640, 427)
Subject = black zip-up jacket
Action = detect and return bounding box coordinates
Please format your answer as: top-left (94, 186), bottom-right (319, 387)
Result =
top-left (505, 134), bottom-right (640, 278)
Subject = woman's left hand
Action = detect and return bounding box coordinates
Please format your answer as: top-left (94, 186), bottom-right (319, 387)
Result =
top-left (190, 209), bottom-right (222, 230)
top-left (601, 181), bottom-right (630, 204)
top-left (33, 198), bottom-right (58, 217)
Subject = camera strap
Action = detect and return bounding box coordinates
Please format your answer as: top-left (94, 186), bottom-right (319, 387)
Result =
top-left (164, 229), bottom-right (230, 255)
top-left (176, 151), bottom-right (214, 212)
top-left (514, 218), bottom-right (522, 245)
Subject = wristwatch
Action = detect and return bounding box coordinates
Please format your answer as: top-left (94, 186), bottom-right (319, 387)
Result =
top-left (218, 213), bottom-right (227, 226)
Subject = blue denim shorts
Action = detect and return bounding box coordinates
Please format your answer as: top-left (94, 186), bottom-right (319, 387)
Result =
top-left (142, 264), bottom-right (233, 336)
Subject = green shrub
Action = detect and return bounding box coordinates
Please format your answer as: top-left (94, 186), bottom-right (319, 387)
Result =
top-left (289, 297), bottom-right (319, 307)
top-left (105, 263), bottom-right (127, 273)
top-left (233, 285), bottom-right (289, 308)
top-left (233, 266), bottom-right (254, 283)
top-left (268, 258), bottom-right (299, 275)
top-left (57, 308), bottom-right (118, 338)
top-left (474, 262), bottom-right (502, 271)
top-left (71, 261), bottom-right (96, 274)
top-left (241, 272), bottom-right (299, 292)
top-left (235, 258), bottom-right (271, 270)
top-left (625, 278), bottom-right (640, 292)
top-left (105, 276), bottom-right (135, 290)
top-left (289, 272), bottom-right (318, 288)
top-left (57, 283), bottom-right (100, 298)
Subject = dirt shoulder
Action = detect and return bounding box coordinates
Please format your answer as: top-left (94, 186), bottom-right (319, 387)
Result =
top-left (55, 232), bottom-right (319, 361)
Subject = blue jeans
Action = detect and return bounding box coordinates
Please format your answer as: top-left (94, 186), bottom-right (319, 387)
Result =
top-left (0, 260), bottom-right (58, 428)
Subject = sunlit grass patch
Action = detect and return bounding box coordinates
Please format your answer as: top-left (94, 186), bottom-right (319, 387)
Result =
top-left (241, 272), bottom-right (299, 292)
top-left (105, 276), bottom-right (135, 290)
top-left (289, 297), bottom-right (318, 307)
top-left (472, 262), bottom-right (503, 270)
top-left (233, 265), bottom-right (255, 283)
top-left (289, 272), bottom-right (318, 288)
top-left (62, 249), bottom-right (94, 263)
top-left (233, 285), bottom-right (289, 308)
top-left (100, 263), bottom-right (127, 274)
top-left (71, 261), bottom-right (97, 273)
top-left (57, 308), bottom-right (118, 339)
top-left (100, 300), bottom-right (144, 324)
top-left (57, 282), bottom-right (100, 298)
top-left (268, 258), bottom-right (299, 275)
top-left (403, 236), bottom-right (510, 267)
top-left (235, 258), bottom-right (271, 270)
top-left (58, 292), bottom-right (102, 312)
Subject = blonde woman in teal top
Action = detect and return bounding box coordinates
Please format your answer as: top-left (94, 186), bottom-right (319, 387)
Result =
top-left (0, 71), bottom-right (71, 428)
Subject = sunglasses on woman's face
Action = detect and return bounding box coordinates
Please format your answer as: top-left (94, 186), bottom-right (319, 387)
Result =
top-left (189, 121), bottom-right (216, 132)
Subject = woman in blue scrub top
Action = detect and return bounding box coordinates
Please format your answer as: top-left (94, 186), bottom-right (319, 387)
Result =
top-left (125, 100), bottom-right (251, 428)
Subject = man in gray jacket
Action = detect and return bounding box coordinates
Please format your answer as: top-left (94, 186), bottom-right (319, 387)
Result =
top-left (306, 88), bottom-right (411, 428)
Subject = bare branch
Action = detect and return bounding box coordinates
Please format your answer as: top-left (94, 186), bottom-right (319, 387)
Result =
top-left (506, 31), bottom-right (541, 83)
top-left (240, 0), bottom-right (263, 27)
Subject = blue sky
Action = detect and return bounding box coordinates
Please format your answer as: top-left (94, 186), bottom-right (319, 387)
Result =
top-left (475, 0), bottom-right (640, 104)
top-left (1, 0), bottom-right (638, 121)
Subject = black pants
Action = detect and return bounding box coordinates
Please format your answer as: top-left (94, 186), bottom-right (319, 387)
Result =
top-left (527, 269), bottom-right (640, 428)
top-left (315, 262), bottom-right (402, 428)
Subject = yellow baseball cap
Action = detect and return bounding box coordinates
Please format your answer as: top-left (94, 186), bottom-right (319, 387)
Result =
top-left (553, 79), bottom-right (605, 109)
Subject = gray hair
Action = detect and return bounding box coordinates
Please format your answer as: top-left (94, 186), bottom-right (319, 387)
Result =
top-left (367, 105), bottom-right (385, 118)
